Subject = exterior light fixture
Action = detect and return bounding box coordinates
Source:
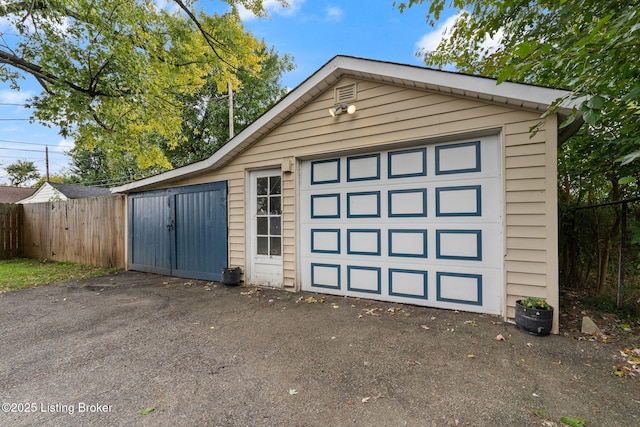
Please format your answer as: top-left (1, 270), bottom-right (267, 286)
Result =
top-left (329, 103), bottom-right (356, 117)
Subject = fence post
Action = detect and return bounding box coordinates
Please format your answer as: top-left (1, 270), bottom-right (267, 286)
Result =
top-left (617, 202), bottom-right (627, 308)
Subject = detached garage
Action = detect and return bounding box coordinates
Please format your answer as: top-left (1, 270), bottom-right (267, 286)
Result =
top-left (113, 56), bottom-right (582, 332)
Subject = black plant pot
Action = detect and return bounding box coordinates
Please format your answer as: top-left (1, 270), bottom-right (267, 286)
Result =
top-left (515, 300), bottom-right (553, 336)
top-left (221, 268), bottom-right (241, 286)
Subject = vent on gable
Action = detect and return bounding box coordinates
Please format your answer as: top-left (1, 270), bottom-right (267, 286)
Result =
top-left (334, 83), bottom-right (357, 104)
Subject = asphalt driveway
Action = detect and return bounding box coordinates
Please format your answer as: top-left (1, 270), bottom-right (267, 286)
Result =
top-left (0, 271), bottom-right (638, 426)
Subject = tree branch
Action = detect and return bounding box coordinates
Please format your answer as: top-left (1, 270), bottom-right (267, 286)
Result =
top-left (0, 48), bottom-right (126, 98)
top-left (171, 0), bottom-right (233, 68)
top-left (0, 0), bottom-right (84, 21)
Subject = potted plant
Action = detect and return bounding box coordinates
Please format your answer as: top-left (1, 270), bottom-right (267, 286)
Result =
top-left (515, 297), bottom-right (553, 336)
top-left (221, 266), bottom-right (242, 286)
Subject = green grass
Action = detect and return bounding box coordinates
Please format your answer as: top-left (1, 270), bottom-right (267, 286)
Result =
top-left (0, 258), bottom-right (120, 292)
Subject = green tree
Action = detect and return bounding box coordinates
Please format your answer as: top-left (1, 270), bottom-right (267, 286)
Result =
top-left (4, 160), bottom-right (41, 187)
top-left (68, 145), bottom-right (169, 187)
top-left (0, 0), bottom-right (282, 172)
top-left (163, 47), bottom-right (294, 168)
top-left (68, 47), bottom-right (294, 183)
top-left (397, 0), bottom-right (640, 163)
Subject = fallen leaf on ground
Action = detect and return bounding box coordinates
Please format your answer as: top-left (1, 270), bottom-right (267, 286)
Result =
top-left (420, 325), bottom-right (430, 330)
top-left (140, 407), bottom-right (155, 415)
top-left (362, 397), bottom-right (370, 403)
top-left (559, 416), bottom-right (587, 427)
top-left (616, 348), bottom-right (640, 377)
top-left (289, 389), bottom-right (298, 395)
top-left (495, 334), bottom-right (505, 341)
top-left (466, 354), bottom-right (476, 359)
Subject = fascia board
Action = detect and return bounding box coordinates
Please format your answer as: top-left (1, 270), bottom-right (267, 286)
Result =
top-left (335, 56), bottom-right (578, 111)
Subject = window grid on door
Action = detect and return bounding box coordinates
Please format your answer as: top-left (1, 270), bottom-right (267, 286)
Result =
top-left (256, 175), bottom-right (282, 256)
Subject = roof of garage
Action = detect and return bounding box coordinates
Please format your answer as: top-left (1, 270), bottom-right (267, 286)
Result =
top-left (112, 55), bottom-right (582, 193)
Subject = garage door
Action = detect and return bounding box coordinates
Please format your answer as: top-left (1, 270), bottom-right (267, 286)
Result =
top-left (300, 136), bottom-right (503, 314)
top-left (128, 182), bottom-right (228, 281)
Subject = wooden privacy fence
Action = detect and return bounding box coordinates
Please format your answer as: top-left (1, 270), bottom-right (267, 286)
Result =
top-left (0, 204), bottom-right (24, 259)
top-left (22, 196), bottom-right (126, 268)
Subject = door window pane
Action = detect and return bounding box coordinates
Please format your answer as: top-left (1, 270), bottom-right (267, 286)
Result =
top-left (257, 217), bottom-right (268, 235)
top-left (270, 237), bottom-right (281, 256)
top-left (257, 197), bottom-right (267, 214)
top-left (257, 237), bottom-right (269, 255)
top-left (270, 176), bottom-right (281, 195)
top-left (269, 196), bottom-right (281, 214)
top-left (257, 177), bottom-right (268, 195)
top-left (270, 217), bottom-right (281, 235)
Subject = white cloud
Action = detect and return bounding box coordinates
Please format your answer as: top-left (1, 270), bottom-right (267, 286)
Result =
top-left (480, 28), bottom-right (503, 53)
top-left (415, 13), bottom-right (460, 54)
top-left (0, 90), bottom-right (34, 105)
top-left (57, 138), bottom-right (75, 152)
top-left (325, 6), bottom-right (343, 21)
top-left (239, 0), bottom-right (305, 21)
top-left (416, 12), bottom-right (502, 57)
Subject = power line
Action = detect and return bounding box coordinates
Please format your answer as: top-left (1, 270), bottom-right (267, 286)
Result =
top-left (0, 139), bottom-right (48, 146)
top-left (0, 118), bottom-right (30, 121)
top-left (0, 146), bottom-right (68, 154)
top-left (0, 138), bottom-right (71, 148)
top-left (0, 103), bottom-right (28, 106)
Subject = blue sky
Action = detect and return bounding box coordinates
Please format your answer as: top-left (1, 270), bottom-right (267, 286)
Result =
top-left (0, 0), bottom-right (459, 186)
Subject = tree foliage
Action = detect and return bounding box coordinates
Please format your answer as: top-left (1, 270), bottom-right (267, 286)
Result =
top-left (67, 47), bottom-right (293, 185)
top-left (0, 0), bottom-right (281, 171)
top-left (163, 46), bottom-right (294, 168)
top-left (397, 0), bottom-right (640, 163)
top-left (3, 159), bottom-right (41, 186)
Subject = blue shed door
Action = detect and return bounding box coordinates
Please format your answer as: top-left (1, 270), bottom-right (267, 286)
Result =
top-left (129, 182), bottom-right (228, 281)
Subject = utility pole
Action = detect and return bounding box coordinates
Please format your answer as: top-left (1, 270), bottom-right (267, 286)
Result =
top-left (45, 145), bottom-right (50, 182)
top-left (228, 81), bottom-right (234, 139)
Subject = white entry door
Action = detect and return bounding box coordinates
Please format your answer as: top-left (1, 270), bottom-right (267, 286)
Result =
top-left (299, 135), bottom-right (503, 314)
top-left (248, 169), bottom-right (283, 287)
